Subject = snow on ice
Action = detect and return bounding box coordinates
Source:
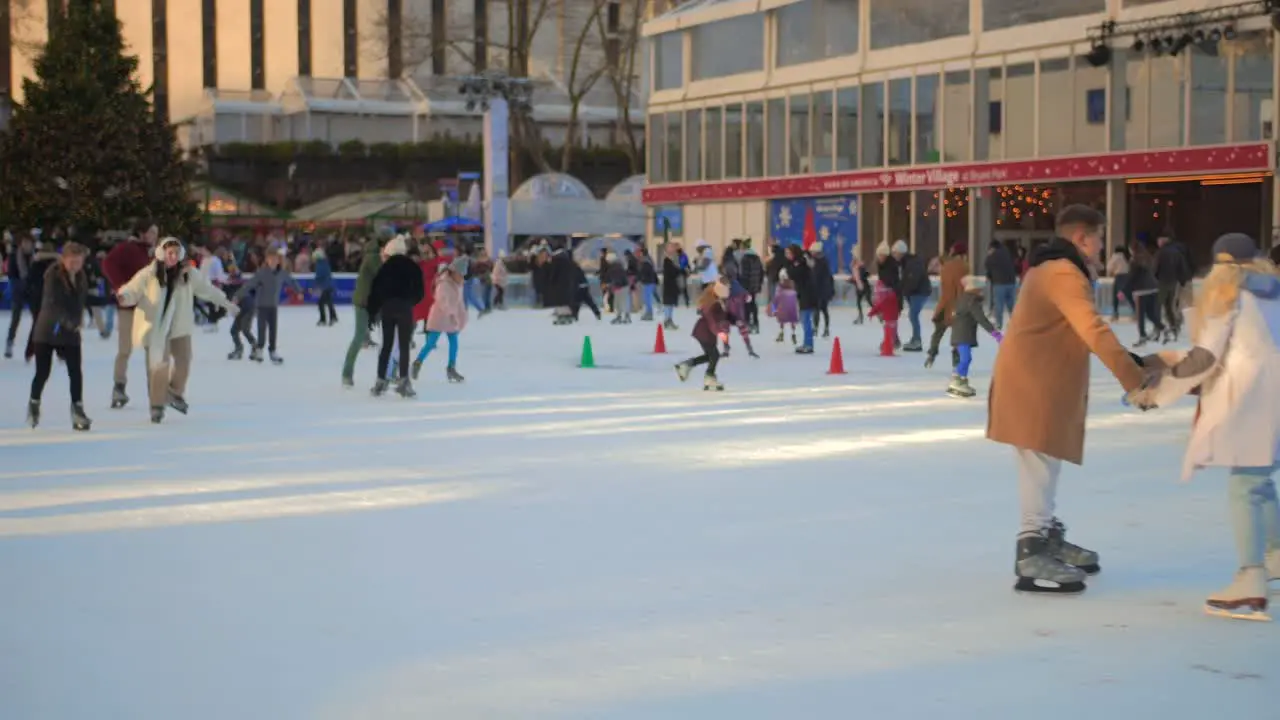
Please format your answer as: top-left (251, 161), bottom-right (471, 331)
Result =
top-left (0, 307), bottom-right (1275, 719)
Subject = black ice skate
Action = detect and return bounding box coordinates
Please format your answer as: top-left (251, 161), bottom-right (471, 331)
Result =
top-left (227, 347), bottom-right (243, 360)
top-left (924, 352), bottom-right (936, 369)
top-left (395, 378), bottom-right (417, 398)
top-left (1047, 518), bottom-right (1100, 574)
top-left (4, 339), bottom-right (12, 358)
top-left (1014, 533), bottom-right (1087, 594)
top-left (370, 379), bottom-right (389, 397)
top-left (342, 375), bottom-right (354, 389)
top-left (270, 353), bottom-right (284, 365)
top-left (446, 366), bottom-right (464, 383)
top-left (110, 383), bottom-right (128, 409)
top-left (664, 319), bottom-right (678, 331)
top-left (150, 406), bottom-right (165, 424)
top-left (791, 330), bottom-right (797, 345)
top-left (250, 348), bottom-right (264, 362)
top-left (775, 330), bottom-right (785, 343)
top-left (703, 374), bottom-right (724, 391)
top-left (411, 360), bottom-right (423, 380)
top-left (641, 312), bottom-right (654, 322)
top-left (675, 361), bottom-right (692, 382)
top-left (70, 402), bottom-right (91, 431)
top-left (822, 327), bottom-right (830, 338)
top-left (902, 339), bottom-right (923, 352)
top-left (168, 392), bottom-right (189, 415)
top-left (610, 316), bottom-right (624, 325)
top-left (795, 345), bottom-right (814, 355)
top-left (26, 399), bottom-right (40, 428)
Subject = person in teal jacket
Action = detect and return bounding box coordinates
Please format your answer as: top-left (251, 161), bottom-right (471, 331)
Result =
top-left (341, 240), bottom-right (384, 387)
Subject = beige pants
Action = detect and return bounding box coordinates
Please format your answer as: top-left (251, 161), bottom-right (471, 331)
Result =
top-left (113, 308), bottom-right (135, 386)
top-left (145, 335), bottom-right (193, 408)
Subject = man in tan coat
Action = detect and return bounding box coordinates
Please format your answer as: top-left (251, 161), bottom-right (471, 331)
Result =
top-left (987, 205), bottom-right (1148, 594)
top-left (925, 243), bottom-right (969, 369)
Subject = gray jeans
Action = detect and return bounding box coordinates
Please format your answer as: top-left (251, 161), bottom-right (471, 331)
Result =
top-left (1016, 448), bottom-right (1061, 535)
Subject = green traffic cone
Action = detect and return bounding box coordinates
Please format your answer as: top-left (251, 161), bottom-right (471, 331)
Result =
top-left (579, 336), bottom-right (595, 368)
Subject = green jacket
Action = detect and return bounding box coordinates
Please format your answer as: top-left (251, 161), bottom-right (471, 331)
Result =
top-left (352, 242), bottom-right (383, 308)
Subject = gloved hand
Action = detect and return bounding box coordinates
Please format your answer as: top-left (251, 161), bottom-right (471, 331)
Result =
top-left (991, 331), bottom-right (1003, 343)
top-left (1123, 375), bottom-right (1161, 411)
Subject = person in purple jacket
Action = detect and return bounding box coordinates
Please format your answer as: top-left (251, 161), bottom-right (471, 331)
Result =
top-left (673, 280), bottom-right (731, 391)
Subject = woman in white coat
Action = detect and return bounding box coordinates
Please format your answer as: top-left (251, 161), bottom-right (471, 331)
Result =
top-left (1131, 233), bottom-right (1280, 621)
top-left (115, 237), bottom-right (239, 424)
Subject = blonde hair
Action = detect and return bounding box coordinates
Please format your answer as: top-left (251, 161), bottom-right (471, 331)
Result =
top-left (1190, 255), bottom-right (1280, 340)
top-left (696, 283), bottom-right (720, 310)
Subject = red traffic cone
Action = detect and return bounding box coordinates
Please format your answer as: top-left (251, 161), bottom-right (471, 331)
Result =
top-left (653, 323), bottom-right (667, 354)
top-left (827, 337), bottom-right (848, 375)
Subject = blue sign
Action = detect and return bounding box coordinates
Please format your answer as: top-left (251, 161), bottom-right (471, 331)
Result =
top-left (770, 194), bottom-right (859, 274)
top-left (654, 206), bottom-right (683, 236)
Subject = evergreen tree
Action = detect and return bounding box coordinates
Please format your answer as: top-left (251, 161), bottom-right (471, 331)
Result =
top-left (0, 0), bottom-right (198, 237)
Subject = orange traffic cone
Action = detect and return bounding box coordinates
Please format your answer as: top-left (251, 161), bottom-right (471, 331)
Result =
top-left (827, 337), bottom-right (848, 375)
top-left (653, 323), bottom-right (667, 354)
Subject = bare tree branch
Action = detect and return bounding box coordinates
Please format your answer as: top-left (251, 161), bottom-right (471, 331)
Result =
top-left (594, 0), bottom-right (645, 173)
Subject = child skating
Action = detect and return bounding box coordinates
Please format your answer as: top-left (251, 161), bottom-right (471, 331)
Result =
top-left (675, 280), bottom-right (731, 391)
top-left (234, 247), bottom-right (301, 365)
top-left (722, 275), bottom-right (759, 359)
top-left (867, 278), bottom-right (900, 357)
top-left (225, 264), bottom-right (257, 360)
top-left (947, 276), bottom-right (1003, 398)
top-left (1127, 233), bottom-right (1280, 620)
top-left (412, 256), bottom-right (468, 384)
top-left (769, 268), bottom-right (799, 345)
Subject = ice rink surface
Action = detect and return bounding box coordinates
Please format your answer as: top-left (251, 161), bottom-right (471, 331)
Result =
top-left (0, 306), bottom-right (1275, 719)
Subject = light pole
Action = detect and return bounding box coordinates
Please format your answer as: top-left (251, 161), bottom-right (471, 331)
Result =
top-left (455, 72), bottom-right (534, 258)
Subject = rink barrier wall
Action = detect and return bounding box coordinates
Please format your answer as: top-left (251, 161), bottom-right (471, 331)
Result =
top-left (0, 274), bottom-right (1161, 316)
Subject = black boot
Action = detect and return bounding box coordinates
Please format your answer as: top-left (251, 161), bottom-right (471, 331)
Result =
top-left (26, 399), bottom-right (40, 428)
top-left (70, 402), bottom-right (91, 431)
top-left (111, 382), bottom-right (128, 409)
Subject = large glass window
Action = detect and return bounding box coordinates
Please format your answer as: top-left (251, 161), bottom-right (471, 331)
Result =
top-left (888, 78), bottom-right (911, 166)
top-left (725, 104), bottom-right (744, 178)
top-left (746, 101), bottom-right (765, 177)
top-left (1073, 57), bottom-right (1108, 153)
top-left (1149, 54), bottom-right (1185, 149)
top-left (1004, 63), bottom-right (1035, 158)
top-left (685, 109), bottom-right (703, 182)
top-left (691, 15), bottom-right (764, 80)
top-left (975, 68), bottom-right (1001, 161)
top-left (942, 70), bottom-right (971, 162)
top-left (1190, 46), bottom-right (1227, 145)
top-left (767, 98), bottom-right (787, 176)
top-left (789, 92), bottom-right (811, 175)
top-left (776, 0), bottom-right (859, 67)
top-left (869, 0), bottom-right (968, 50)
top-left (836, 86), bottom-right (859, 170)
top-left (648, 114), bottom-right (665, 182)
top-left (705, 107), bottom-right (723, 181)
top-left (653, 33), bottom-right (683, 90)
top-left (861, 82), bottom-right (885, 167)
top-left (813, 89), bottom-right (835, 172)
top-left (1232, 33), bottom-right (1273, 143)
top-left (1039, 59), bottom-right (1073, 156)
top-left (915, 73), bottom-right (939, 163)
top-left (915, 189), bottom-right (941, 261)
top-left (982, 0), bottom-right (1105, 31)
top-left (665, 113), bottom-right (682, 183)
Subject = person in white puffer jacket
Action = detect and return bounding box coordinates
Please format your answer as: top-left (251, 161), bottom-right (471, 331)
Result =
top-left (1129, 232), bottom-right (1280, 621)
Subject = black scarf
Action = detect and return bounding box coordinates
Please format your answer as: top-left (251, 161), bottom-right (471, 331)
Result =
top-left (156, 261), bottom-right (183, 316)
top-left (1029, 237), bottom-right (1091, 279)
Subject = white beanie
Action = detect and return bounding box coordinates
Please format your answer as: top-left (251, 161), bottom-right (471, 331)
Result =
top-left (876, 241), bottom-right (890, 257)
top-left (892, 240), bottom-right (909, 255)
top-left (384, 235), bottom-right (407, 257)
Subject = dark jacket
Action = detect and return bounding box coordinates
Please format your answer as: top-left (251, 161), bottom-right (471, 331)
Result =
top-left (739, 251), bottom-right (765, 295)
top-left (544, 249), bottom-right (578, 307)
top-left (31, 262), bottom-right (108, 346)
top-left (790, 258), bottom-right (816, 310)
top-left (661, 256), bottom-right (682, 305)
top-left (366, 254), bottom-right (425, 322)
top-left (950, 291), bottom-right (997, 348)
top-left (102, 240), bottom-right (152, 308)
top-left (352, 242), bottom-right (383, 308)
top-left (811, 257), bottom-right (835, 304)
top-left (1125, 246), bottom-right (1158, 294)
top-left (986, 244), bottom-right (1018, 286)
top-left (877, 255), bottom-right (901, 298)
top-left (313, 256), bottom-right (333, 291)
top-left (637, 256), bottom-right (658, 285)
top-left (766, 248), bottom-right (787, 285)
top-left (899, 253), bottom-right (932, 297)
top-left (1154, 242), bottom-right (1190, 286)
top-left (24, 251), bottom-right (60, 312)
top-left (605, 261), bottom-right (628, 289)
top-left (692, 301), bottom-right (730, 347)
top-left (7, 247), bottom-right (29, 282)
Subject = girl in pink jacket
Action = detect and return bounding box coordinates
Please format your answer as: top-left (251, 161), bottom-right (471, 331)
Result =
top-left (412, 257), bottom-right (468, 383)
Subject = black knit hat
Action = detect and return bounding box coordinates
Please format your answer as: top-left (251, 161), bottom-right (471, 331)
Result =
top-left (1211, 233), bottom-right (1259, 264)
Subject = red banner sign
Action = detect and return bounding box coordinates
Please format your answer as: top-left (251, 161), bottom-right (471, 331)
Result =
top-left (641, 143), bottom-right (1271, 205)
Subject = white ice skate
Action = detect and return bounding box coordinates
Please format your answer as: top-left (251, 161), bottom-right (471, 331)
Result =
top-left (1205, 567), bottom-right (1270, 621)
